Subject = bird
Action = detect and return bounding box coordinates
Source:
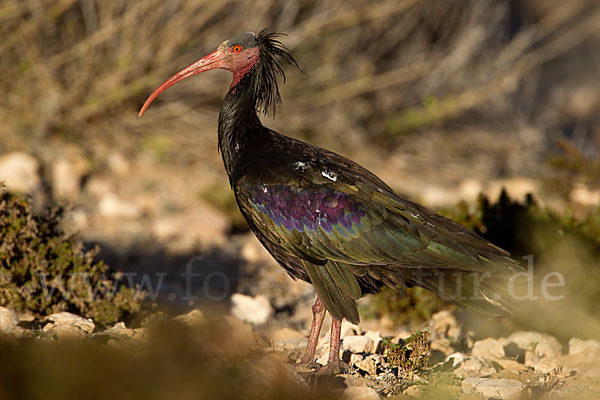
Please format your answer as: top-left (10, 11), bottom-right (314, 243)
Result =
top-left (139, 30), bottom-right (522, 374)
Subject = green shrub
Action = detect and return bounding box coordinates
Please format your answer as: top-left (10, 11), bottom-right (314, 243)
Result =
top-left (0, 188), bottom-right (142, 326)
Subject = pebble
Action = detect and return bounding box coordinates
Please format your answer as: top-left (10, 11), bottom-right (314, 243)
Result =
top-left (461, 377), bottom-right (523, 400)
top-left (46, 312), bottom-right (95, 334)
top-left (98, 193), bottom-right (141, 218)
top-left (355, 356), bottom-right (378, 376)
top-left (174, 309), bottom-right (206, 326)
top-left (472, 337), bottom-right (506, 360)
top-left (231, 293), bottom-right (273, 326)
top-left (505, 331), bottom-right (562, 358)
top-left (341, 335), bottom-right (374, 354)
top-left (0, 152), bottom-right (40, 193)
top-left (568, 338), bottom-right (600, 355)
top-left (100, 322), bottom-right (135, 339)
top-left (0, 307), bottom-right (19, 333)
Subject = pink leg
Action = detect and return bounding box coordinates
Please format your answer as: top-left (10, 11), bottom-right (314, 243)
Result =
top-left (317, 318), bottom-right (343, 375)
top-left (300, 296), bottom-right (326, 365)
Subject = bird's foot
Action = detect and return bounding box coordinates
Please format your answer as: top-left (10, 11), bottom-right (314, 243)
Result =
top-left (315, 360), bottom-right (348, 375)
top-left (294, 360), bottom-right (321, 372)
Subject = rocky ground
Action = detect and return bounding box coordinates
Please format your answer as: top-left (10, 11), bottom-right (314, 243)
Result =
top-left (2, 299), bottom-right (599, 399)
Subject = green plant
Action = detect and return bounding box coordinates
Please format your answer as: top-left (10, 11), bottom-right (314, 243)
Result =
top-left (382, 330), bottom-right (430, 379)
top-left (0, 188), bottom-right (143, 326)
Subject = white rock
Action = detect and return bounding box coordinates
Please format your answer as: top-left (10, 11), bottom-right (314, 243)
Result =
top-left (341, 335), bottom-right (374, 353)
top-left (525, 351), bottom-right (565, 375)
top-left (355, 357), bottom-right (378, 375)
top-left (174, 309), bottom-right (206, 326)
top-left (0, 307), bottom-right (19, 333)
top-left (570, 183), bottom-right (600, 207)
top-left (505, 331), bottom-right (562, 358)
top-left (349, 353), bottom-right (364, 366)
top-left (0, 152), bottom-right (40, 193)
top-left (472, 338), bottom-right (506, 360)
top-left (341, 386), bottom-right (380, 400)
top-left (340, 320), bottom-right (361, 338)
top-left (231, 293), bottom-right (273, 326)
top-left (454, 356), bottom-right (495, 378)
top-left (568, 338), bottom-right (600, 355)
top-left (364, 330), bottom-right (382, 353)
top-left (461, 378), bottom-right (523, 400)
top-left (100, 322), bottom-right (134, 339)
top-left (98, 193), bottom-right (141, 218)
top-left (46, 312), bottom-right (95, 334)
top-left (446, 352), bottom-right (467, 367)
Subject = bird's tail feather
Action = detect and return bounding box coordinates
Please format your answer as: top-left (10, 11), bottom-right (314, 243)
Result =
top-left (303, 260), bottom-right (361, 324)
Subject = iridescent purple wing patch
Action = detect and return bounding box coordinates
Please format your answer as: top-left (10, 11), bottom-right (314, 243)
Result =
top-left (245, 184), bottom-right (366, 235)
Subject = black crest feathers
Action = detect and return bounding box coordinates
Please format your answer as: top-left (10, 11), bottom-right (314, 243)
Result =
top-left (254, 29), bottom-right (299, 114)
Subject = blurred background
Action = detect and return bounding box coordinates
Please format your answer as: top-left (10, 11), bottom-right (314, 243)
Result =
top-left (1, 0), bottom-right (600, 397)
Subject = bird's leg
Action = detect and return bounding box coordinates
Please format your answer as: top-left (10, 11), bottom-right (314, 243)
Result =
top-left (299, 296), bottom-right (326, 365)
top-left (316, 318), bottom-right (343, 375)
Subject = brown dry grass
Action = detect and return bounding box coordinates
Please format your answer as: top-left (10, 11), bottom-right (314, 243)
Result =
top-left (2, 0), bottom-right (599, 161)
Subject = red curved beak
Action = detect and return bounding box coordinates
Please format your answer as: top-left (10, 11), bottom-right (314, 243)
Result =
top-left (139, 48), bottom-right (225, 118)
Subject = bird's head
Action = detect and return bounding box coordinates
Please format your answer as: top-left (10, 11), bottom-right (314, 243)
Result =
top-left (139, 30), bottom-right (298, 117)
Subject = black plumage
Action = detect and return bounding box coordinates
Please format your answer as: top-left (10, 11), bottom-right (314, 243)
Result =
top-left (140, 29), bottom-right (522, 373)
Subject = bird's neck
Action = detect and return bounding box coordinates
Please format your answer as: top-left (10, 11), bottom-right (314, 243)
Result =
top-left (217, 72), bottom-right (265, 183)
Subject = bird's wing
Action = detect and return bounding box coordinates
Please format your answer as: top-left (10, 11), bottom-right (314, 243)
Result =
top-left (234, 150), bottom-right (521, 322)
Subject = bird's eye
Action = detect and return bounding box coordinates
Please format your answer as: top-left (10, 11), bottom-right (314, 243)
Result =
top-left (232, 45), bottom-right (242, 53)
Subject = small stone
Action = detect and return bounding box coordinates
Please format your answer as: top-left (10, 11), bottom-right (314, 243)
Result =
top-left (365, 353), bottom-right (386, 366)
top-left (350, 353), bottom-right (364, 366)
top-left (461, 378), bottom-right (523, 400)
top-left (495, 358), bottom-right (529, 372)
top-left (43, 324), bottom-right (87, 339)
top-left (472, 338), bottom-right (506, 360)
top-left (231, 293), bottom-right (273, 326)
top-left (562, 338), bottom-right (600, 372)
top-left (364, 330), bottom-right (382, 353)
top-left (568, 338), bottom-right (600, 355)
top-left (356, 357), bottom-right (378, 375)
top-left (446, 352), bottom-right (467, 367)
top-left (570, 183), bottom-right (600, 207)
top-left (174, 309), bottom-right (206, 326)
top-left (525, 352), bottom-right (565, 375)
top-left (100, 322), bottom-right (134, 339)
top-left (341, 386), bottom-right (380, 400)
top-left (98, 193), bottom-right (141, 218)
top-left (341, 320), bottom-right (361, 338)
top-left (0, 307), bottom-right (19, 333)
top-left (505, 331), bottom-right (562, 358)
top-left (341, 335), bottom-right (374, 353)
top-left (46, 312), bottom-right (95, 334)
top-left (454, 356), bottom-right (495, 378)
top-left (0, 152), bottom-right (40, 193)
top-left (132, 327), bottom-right (147, 341)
